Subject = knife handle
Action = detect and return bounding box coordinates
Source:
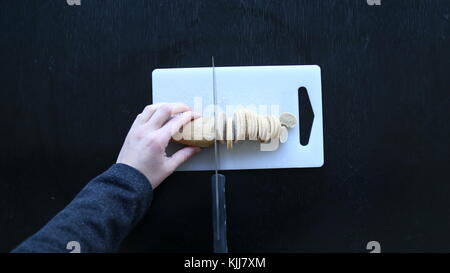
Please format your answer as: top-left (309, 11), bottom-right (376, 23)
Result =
top-left (211, 174), bottom-right (228, 253)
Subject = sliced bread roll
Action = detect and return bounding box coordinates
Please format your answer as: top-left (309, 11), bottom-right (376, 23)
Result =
top-left (172, 109), bottom-right (296, 149)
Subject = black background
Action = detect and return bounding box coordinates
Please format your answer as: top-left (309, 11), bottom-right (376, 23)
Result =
top-left (1, 0), bottom-right (449, 253)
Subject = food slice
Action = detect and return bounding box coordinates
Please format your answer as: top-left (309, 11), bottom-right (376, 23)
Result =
top-left (261, 116), bottom-right (269, 143)
top-left (279, 125), bottom-right (289, 143)
top-left (240, 109), bottom-right (248, 141)
top-left (226, 117), bottom-right (234, 149)
top-left (268, 115), bottom-right (277, 141)
top-left (248, 110), bottom-right (258, 140)
top-left (279, 112), bottom-right (297, 128)
top-left (257, 115), bottom-right (263, 142)
top-left (215, 111), bottom-right (226, 144)
top-left (258, 115), bottom-right (270, 143)
top-left (233, 111), bottom-right (240, 143)
top-left (268, 115), bottom-right (279, 140)
top-left (234, 109), bottom-right (246, 142)
top-left (242, 109), bottom-right (250, 139)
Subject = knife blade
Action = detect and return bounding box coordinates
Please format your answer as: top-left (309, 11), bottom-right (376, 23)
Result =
top-left (211, 56), bottom-right (228, 253)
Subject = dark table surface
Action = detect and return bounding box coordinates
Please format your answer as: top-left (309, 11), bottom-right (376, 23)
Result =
top-left (0, 0), bottom-right (449, 253)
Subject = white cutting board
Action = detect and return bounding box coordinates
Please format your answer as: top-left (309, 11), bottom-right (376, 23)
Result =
top-left (152, 65), bottom-right (323, 171)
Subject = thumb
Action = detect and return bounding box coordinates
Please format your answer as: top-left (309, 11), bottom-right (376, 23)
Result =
top-left (167, 146), bottom-right (202, 170)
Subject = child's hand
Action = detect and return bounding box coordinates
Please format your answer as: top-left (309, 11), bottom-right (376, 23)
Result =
top-left (117, 103), bottom-right (202, 189)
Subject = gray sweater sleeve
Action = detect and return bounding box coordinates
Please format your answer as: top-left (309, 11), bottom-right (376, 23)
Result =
top-left (11, 163), bottom-right (153, 253)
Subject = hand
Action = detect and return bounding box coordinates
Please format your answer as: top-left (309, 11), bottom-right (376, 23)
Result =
top-left (117, 103), bottom-right (202, 189)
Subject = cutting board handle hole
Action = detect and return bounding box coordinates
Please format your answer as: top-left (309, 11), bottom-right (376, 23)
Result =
top-left (298, 87), bottom-right (314, 146)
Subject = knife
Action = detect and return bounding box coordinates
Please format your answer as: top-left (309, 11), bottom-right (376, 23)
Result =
top-left (211, 56), bottom-right (228, 253)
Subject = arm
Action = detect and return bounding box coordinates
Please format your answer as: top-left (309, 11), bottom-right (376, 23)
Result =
top-left (12, 163), bottom-right (152, 253)
top-left (12, 103), bottom-right (201, 253)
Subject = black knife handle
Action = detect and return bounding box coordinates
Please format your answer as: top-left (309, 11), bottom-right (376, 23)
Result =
top-left (211, 173), bottom-right (228, 253)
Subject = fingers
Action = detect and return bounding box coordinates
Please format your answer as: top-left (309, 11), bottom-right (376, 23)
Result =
top-left (159, 110), bottom-right (197, 141)
top-left (135, 103), bottom-right (165, 125)
top-left (167, 146), bottom-right (202, 171)
top-left (147, 103), bottom-right (191, 129)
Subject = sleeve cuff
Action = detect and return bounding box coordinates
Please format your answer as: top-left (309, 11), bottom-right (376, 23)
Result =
top-left (106, 163), bottom-right (153, 207)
